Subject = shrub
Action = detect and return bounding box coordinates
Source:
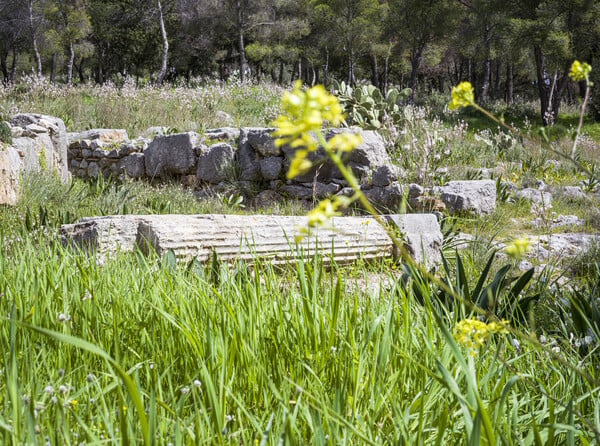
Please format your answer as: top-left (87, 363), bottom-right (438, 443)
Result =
top-left (0, 121), bottom-right (12, 145)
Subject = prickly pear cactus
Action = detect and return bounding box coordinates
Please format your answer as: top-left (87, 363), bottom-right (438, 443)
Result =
top-left (332, 80), bottom-right (411, 130)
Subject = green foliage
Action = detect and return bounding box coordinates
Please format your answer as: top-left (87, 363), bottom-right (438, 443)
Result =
top-left (0, 121), bottom-right (12, 145)
top-left (407, 251), bottom-right (539, 326)
top-left (0, 165), bottom-right (599, 443)
top-left (569, 279), bottom-right (600, 339)
top-left (332, 80), bottom-right (411, 129)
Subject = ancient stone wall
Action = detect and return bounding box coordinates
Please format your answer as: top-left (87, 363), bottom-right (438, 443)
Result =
top-left (1, 113), bottom-right (71, 204)
top-left (65, 126), bottom-right (408, 209)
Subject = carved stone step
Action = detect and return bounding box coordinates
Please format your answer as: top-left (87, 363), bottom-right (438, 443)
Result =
top-left (136, 214), bottom-right (392, 264)
top-left (59, 213), bottom-right (443, 266)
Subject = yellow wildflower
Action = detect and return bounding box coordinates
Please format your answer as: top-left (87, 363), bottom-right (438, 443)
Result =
top-left (328, 132), bottom-right (362, 153)
top-left (453, 318), bottom-right (509, 352)
top-left (307, 198), bottom-right (342, 228)
top-left (569, 60), bottom-right (592, 82)
top-left (287, 150), bottom-right (312, 179)
top-left (273, 81), bottom-right (346, 180)
top-left (504, 237), bottom-right (530, 260)
top-left (449, 81), bottom-right (475, 110)
top-left (69, 399), bottom-right (78, 408)
top-left (272, 81), bottom-right (343, 149)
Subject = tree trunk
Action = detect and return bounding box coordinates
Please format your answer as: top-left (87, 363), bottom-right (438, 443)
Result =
top-left (480, 24), bottom-right (491, 101)
top-left (310, 64), bottom-right (316, 86)
top-left (534, 46), bottom-right (551, 125)
top-left (156, 0), bottom-right (169, 86)
top-left (371, 53), bottom-right (379, 88)
top-left (467, 58), bottom-right (472, 83)
top-left (494, 59), bottom-right (501, 97)
top-left (323, 47), bottom-right (329, 88)
top-left (219, 61), bottom-right (225, 81)
top-left (383, 43), bottom-right (391, 95)
top-left (50, 53), bottom-right (57, 83)
top-left (481, 59), bottom-right (490, 101)
top-left (291, 60), bottom-right (297, 82)
top-left (29, 0), bottom-right (42, 78)
top-left (236, 0), bottom-right (246, 82)
top-left (9, 46), bottom-right (18, 83)
top-left (506, 62), bottom-right (513, 105)
top-left (347, 46), bottom-right (355, 86)
top-left (0, 52), bottom-right (8, 83)
top-left (278, 60), bottom-right (284, 84)
top-left (66, 41), bottom-right (74, 85)
top-left (408, 45), bottom-right (422, 103)
top-left (77, 58), bottom-right (85, 82)
top-left (298, 57), bottom-right (302, 83)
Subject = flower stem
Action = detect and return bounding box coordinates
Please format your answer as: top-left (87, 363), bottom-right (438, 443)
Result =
top-left (571, 80), bottom-right (590, 159)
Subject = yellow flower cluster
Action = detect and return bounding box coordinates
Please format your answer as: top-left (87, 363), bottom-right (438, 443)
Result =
top-left (569, 60), bottom-right (592, 82)
top-left (272, 81), bottom-right (358, 180)
top-left (328, 132), bottom-right (362, 153)
top-left (272, 80), bottom-right (343, 149)
top-left (306, 196), bottom-right (350, 228)
top-left (453, 318), bottom-right (509, 351)
top-left (504, 237), bottom-right (530, 260)
top-left (449, 81), bottom-right (475, 110)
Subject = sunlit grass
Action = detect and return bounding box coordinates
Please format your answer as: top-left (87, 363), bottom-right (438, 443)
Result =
top-left (0, 175), bottom-right (599, 444)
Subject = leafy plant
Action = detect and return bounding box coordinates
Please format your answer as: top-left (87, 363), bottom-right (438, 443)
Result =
top-left (332, 80), bottom-right (411, 130)
top-left (569, 277), bottom-right (600, 344)
top-left (495, 176), bottom-right (513, 203)
top-left (405, 250), bottom-right (539, 325)
top-left (220, 193), bottom-right (245, 209)
top-left (0, 121), bottom-right (12, 145)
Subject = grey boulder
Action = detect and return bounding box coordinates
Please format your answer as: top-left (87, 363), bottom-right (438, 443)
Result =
top-left (0, 146), bottom-right (21, 205)
top-left (145, 132), bottom-right (199, 178)
top-left (438, 180), bottom-right (496, 215)
top-left (118, 153), bottom-right (145, 178)
top-left (385, 214), bottom-right (443, 265)
top-left (196, 143), bottom-right (236, 184)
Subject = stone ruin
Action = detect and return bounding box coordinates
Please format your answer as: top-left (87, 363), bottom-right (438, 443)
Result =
top-left (58, 213), bottom-right (443, 266)
top-left (5, 112), bottom-right (597, 267)
top-left (1, 113), bottom-right (503, 216)
top-left (1, 113), bottom-right (70, 205)
top-left (63, 123), bottom-right (501, 215)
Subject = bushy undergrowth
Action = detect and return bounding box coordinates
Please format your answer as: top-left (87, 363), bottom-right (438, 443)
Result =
top-left (0, 175), bottom-right (599, 444)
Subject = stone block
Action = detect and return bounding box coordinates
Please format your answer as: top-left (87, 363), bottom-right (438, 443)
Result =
top-left (371, 165), bottom-right (401, 187)
top-left (260, 156), bottom-right (283, 180)
top-left (9, 113), bottom-right (69, 181)
top-left (385, 213), bottom-right (443, 265)
top-left (438, 180), bottom-right (496, 215)
top-left (196, 143), bottom-right (235, 184)
top-left (239, 127), bottom-right (278, 156)
top-left (515, 188), bottom-right (552, 208)
top-left (0, 146), bottom-right (21, 205)
top-left (73, 129), bottom-right (128, 144)
top-left (145, 132), bottom-right (199, 178)
top-left (118, 153), bottom-right (145, 179)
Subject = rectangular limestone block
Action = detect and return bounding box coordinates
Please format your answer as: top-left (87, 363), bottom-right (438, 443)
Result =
top-left (136, 214), bottom-right (393, 264)
top-left (385, 214), bottom-right (443, 266)
top-left (58, 215), bottom-right (142, 258)
top-left (58, 213), bottom-right (443, 266)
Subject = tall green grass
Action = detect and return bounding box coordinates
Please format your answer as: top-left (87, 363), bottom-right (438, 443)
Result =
top-left (0, 176), bottom-right (599, 444)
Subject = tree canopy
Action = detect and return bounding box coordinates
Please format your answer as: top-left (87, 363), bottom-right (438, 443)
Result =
top-left (2, 0), bottom-right (600, 121)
